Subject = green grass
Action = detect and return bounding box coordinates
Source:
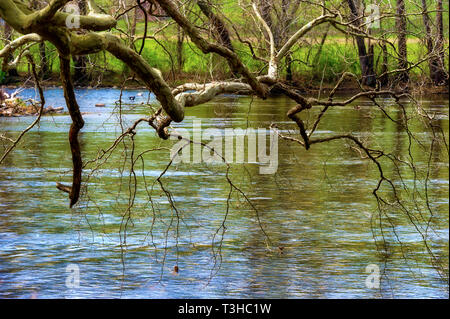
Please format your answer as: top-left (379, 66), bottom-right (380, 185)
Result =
top-left (10, 35), bottom-right (445, 86)
top-left (6, 0), bottom-right (448, 86)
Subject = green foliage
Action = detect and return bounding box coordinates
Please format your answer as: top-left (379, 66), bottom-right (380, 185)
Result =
top-left (14, 36), bottom-right (443, 85)
top-left (0, 70), bottom-right (6, 84)
top-left (287, 41), bottom-right (361, 82)
top-left (6, 0), bottom-right (448, 85)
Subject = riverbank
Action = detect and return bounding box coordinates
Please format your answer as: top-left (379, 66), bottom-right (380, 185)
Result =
top-left (2, 73), bottom-right (448, 97)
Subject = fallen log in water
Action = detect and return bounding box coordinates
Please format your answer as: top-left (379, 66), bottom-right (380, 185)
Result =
top-left (0, 98), bottom-right (64, 117)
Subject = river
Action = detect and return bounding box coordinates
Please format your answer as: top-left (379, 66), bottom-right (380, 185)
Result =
top-left (0, 88), bottom-right (448, 298)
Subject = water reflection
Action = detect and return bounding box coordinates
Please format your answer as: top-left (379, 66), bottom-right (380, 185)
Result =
top-left (0, 89), bottom-right (448, 298)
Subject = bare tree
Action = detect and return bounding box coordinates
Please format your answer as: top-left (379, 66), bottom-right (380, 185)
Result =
top-left (176, 24), bottom-right (184, 71)
top-left (395, 0), bottom-right (409, 83)
top-left (2, 22), bottom-right (19, 79)
top-left (346, 0), bottom-right (376, 87)
top-left (197, 0), bottom-right (234, 52)
top-left (253, 0), bottom-right (300, 80)
top-left (420, 0), bottom-right (448, 85)
top-left (434, 0), bottom-right (448, 85)
top-left (73, 0), bottom-right (89, 85)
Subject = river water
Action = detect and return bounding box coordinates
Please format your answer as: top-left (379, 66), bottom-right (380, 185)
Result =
top-left (0, 88), bottom-right (448, 298)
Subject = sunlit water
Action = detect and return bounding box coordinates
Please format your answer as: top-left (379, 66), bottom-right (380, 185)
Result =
top-left (0, 87), bottom-right (448, 298)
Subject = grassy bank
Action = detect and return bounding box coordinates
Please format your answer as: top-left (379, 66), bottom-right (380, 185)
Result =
top-left (5, 37), bottom-right (446, 90)
top-left (1, 0), bottom-right (448, 90)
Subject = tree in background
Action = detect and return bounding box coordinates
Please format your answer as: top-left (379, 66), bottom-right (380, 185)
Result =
top-left (346, 0), bottom-right (376, 87)
top-left (421, 0), bottom-right (448, 85)
top-left (73, 0), bottom-right (89, 85)
top-left (197, 0), bottom-right (234, 52)
top-left (254, 0), bottom-right (300, 81)
top-left (395, 0), bottom-right (409, 84)
top-left (2, 22), bottom-right (19, 79)
top-left (434, 0), bottom-right (448, 85)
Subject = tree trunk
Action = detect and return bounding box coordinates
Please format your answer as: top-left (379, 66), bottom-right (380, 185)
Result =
top-left (258, 0), bottom-right (273, 30)
top-left (197, 0), bottom-right (234, 52)
top-left (434, 0), bottom-right (448, 84)
top-left (3, 23), bottom-right (18, 78)
top-left (285, 53), bottom-right (292, 81)
top-left (197, 0), bottom-right (235, 76)
top-left (380, 42), bottom-right (389, 87)
top-left (73, 0), bottom-right (88, 85)
top-left (377, 17), bottom-right (389, 86)
top-left (131, 4), bottom-right (137, 38)
top-left (176, 25), bottom-right (184, 72)
top-left (257, 0), bottom-right (277, 49)
top-left (396, 0), bottom-right (409, 83)
top-left (30, 0), bottom-right (49, 80)
top-left (39, 42), bottom-right (50, 80)
top-left (421, 0), bottom-right (447, 85)
top-left (346, 0), bottom-right (376, 87)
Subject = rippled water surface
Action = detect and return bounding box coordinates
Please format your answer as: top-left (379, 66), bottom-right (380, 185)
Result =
top-left (0, 88), bottom-right (448, 298)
